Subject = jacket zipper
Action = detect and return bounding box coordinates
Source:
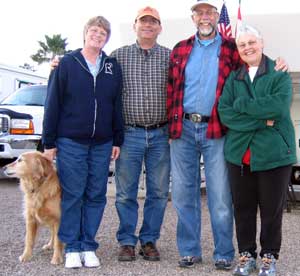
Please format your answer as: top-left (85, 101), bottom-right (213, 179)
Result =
top-left (73, 56), bottom-right (107, 138)
top-left (92, 77), bottom-right (97, 137)
top-left (240, 79), bottom-right (254, 176)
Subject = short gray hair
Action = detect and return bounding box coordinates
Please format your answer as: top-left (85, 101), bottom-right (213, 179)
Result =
top-left (235, 24), bottom-right (262, 43)
top-left (83, 16), bottom-right (111, 43)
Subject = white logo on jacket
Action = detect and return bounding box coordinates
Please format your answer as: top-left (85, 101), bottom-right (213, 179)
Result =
top-left (105, 63), bottom-right (113, 74)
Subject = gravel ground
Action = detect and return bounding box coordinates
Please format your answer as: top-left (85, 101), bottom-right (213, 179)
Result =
top-left (0, 179), bottom-right (299, 276)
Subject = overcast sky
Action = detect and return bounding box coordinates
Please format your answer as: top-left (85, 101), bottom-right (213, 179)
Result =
top-left (1, 0), bottom-right (300, 76)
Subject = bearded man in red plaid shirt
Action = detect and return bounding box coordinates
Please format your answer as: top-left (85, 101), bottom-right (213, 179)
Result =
top-left (167, 0), bottom-right (287, 270)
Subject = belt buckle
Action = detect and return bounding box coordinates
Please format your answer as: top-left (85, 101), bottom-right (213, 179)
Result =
top-left (191, 113), bottom-right (202, 123)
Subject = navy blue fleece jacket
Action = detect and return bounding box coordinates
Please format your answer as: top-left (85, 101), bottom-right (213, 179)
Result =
top-left (42, 49), bottom-right (124, 149)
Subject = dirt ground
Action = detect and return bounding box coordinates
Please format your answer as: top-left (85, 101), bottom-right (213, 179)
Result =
top-left (0, 179), bottom-right (299, 276)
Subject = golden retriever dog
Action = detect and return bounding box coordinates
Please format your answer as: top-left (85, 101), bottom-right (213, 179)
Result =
top-left (3, 151), bottom-right (63, 265)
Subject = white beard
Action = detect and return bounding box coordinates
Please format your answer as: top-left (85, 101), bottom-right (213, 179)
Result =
top-left (198, 23), bottom-right (216, 37)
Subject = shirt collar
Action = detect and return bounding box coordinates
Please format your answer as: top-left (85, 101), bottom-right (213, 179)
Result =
top-left (135, 41), bottom-right (159, 55)
top-left (84, 52), bottom-right (102, 65)
top-left (96, 53), bottom-right (102, 66)
top-left (195, 31), bottom-right (221, 47)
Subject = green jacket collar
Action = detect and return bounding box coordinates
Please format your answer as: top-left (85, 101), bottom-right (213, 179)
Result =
top-left (236, 54), bottom-right (269, 81)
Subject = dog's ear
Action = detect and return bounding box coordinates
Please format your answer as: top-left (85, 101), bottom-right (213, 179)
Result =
top-left (32, 158), bottom-right (45, 182)
top-left (38, 155), bottom-right (53, 178)
top-left (40, 155), bottom-right (53, 177)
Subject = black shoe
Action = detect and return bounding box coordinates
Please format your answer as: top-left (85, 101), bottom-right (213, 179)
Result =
top-left (215, 259), bottom-right (233, 270)
top-left (178, 256), bottom-right (202, 268)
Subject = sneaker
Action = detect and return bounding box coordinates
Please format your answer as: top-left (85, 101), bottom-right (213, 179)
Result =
top-left (215, 258), bottom-right (233, 270)
top-left (233, 252), bottom-right (256, 276)
top-left (178, 256), bottom-right (202, 268)
top-left (258, 254), bottom-right (276, 276)
top-left (118, 245), bottom-right (136, 262)
top-left (81, 251), bottom-right (100, 267)
top-left (65, 252), bottom-right (82, 269)
top-left (139, 242), bottom-right (160, 261)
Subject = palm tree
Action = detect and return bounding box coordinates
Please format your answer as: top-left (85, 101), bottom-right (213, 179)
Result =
top-left (31, 34), bottom-right (68, 65)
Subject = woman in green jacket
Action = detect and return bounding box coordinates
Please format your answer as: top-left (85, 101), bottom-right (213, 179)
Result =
top-left (218, 24), bottom-right (296, 276)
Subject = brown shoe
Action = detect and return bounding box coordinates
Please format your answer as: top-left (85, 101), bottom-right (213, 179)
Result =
top-left (139, 242), bottom-right (160, 261)
top-left (118, 245), bottom-right (136, 261)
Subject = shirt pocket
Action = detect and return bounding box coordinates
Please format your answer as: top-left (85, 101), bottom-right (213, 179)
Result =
top-left (171, 57), bottom-right (183, 75)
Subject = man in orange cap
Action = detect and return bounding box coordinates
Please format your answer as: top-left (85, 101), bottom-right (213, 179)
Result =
top-left (111, 7), bottom-right (171, 262)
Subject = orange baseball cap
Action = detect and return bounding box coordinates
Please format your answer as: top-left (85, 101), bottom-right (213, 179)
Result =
top-left (136, 6), bottom-right (161, 22)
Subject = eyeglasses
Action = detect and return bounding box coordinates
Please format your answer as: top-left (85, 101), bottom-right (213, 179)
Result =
top-left (237, 40), bottom-right (259, 50)
top-left (193, 9), bottom-right (217, 17)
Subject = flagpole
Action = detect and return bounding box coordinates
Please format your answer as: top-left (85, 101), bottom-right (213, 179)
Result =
top-left (235, 0), bottom-right (242, 38)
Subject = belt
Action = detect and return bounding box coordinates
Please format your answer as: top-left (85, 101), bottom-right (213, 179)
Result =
top-left (126, 121), bottom-right (167, 130)
top-left (183, 113), bottom-right (210, 123)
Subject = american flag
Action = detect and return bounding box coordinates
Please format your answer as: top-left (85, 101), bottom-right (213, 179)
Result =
top-left (218, 2), bottom-right (232, 38)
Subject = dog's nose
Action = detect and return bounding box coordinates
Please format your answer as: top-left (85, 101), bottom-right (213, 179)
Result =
top-left (2, 165), bottom-right (14, 177)
top-left (2, 165), bottom-right (10, 177)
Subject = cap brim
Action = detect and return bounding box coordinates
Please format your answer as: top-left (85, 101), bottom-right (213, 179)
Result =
top-left (136, 13), bottom-right (160, 22)
top-left (191, 2), bottom-right (218, 11)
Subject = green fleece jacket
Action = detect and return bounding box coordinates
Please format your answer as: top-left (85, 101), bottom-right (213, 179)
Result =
top-left (218, 54), bottom-right (296, 171)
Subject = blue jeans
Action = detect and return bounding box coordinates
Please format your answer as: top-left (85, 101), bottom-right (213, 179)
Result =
top-left (115, 125), bottom-right (170, 246)
top-left (171, 119), bottom-right (234, 260)
top-left (56, 138), bottom-right (112, 253)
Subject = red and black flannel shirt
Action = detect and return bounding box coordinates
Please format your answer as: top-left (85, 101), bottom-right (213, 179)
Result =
top-left (167, 34), bottom-right (243, 139)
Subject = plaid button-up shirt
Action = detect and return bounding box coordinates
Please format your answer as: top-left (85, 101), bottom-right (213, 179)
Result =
top-left (111, 42), bottom-right (171, 126)
top-left (167, 34), bottom-right (243, 139)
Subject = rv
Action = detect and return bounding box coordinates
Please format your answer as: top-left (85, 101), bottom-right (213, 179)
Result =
top-left (0, 63), bottom-right (47, 101)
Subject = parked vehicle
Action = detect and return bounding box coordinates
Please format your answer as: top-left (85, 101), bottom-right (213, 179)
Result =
top-left (0, 85), bottom-right (46, 166)
top-left (0, 84), bottom-right (116, 177)
top-left (0, 63), bottom-right (47, 101)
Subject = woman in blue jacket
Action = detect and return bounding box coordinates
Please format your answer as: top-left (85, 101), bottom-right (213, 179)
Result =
top-left (43, 16), bottom-right (124, 269)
